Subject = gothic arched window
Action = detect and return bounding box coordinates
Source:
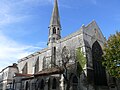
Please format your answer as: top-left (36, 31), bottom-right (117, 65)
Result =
top-left (22, 62), bottom-right (27, 74)
top-left (34, 57), bottom-right (39, 73)
top-left (43, 57), bottom-right (47, 69)
top-left (53, 47), bottom-right (56, 65)
top-left (40, 79), bottom-right (44, 90)
top-left (92, 41), bottom-right (107, 86)
top-left (62, 46), bottom-right (70, 65)
top-left (25, 81), bottom-right (29, 90)
top-left (52, 78), bottom-right (57, 89)
top-left (48, 78), bottom-right (50, 90)
top-left (53, 27), bottom-right (56, 34)
top-left (72, 76), bottom-right (78, 90)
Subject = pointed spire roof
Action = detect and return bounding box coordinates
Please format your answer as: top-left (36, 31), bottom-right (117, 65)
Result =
top-left (49, 0), bottom-right (61, 27)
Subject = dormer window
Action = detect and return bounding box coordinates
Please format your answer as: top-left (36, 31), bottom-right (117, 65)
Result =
top-left (53, 27), bottom-right (56, 34)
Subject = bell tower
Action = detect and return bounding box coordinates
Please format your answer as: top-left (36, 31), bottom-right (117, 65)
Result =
top-left (48, 0), bottom-right (61, 47)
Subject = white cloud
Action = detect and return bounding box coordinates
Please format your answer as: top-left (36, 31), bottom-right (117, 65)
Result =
top-left (0, 1), bottom-right (27, 26)
top-left (0, 31), bottom-right (45, 71)
top-left (0, 0), bottom-right (51, 71)
top-left (0, 0), bottom-right (52, 26)
top-left (0, 14), bottom-right (29, 25)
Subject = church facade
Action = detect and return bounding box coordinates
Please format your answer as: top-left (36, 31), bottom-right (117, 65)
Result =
top-left (5, 0), bottom-right (119, 90)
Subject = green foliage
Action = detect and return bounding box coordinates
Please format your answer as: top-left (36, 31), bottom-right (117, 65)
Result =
top-left (103, 32), bottom-right (120, 78)
top-left (76, 47), bottom-right (86, 74)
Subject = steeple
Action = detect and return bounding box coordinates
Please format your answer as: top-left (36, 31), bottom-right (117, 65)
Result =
top-left (49, 0), bottom-right (61, 27)
top-left (48, 0), bottom-right (61, 46)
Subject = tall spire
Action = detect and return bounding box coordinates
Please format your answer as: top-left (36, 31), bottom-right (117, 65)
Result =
top-left (49, 0), bottom-right (61, 27)
top-left (48, 0), bottom-right (61, 47)
top-left (48, 0), bottom-right (61, 67)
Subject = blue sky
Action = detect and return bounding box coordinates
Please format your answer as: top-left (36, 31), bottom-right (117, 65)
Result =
top-left (0, 0), bottom-right (120, 71)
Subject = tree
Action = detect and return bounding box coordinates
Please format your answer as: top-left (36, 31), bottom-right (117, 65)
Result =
top-left (54, 46), bottom-right (72, 90)
top-left (102, 32), bottom-right (120, 78)
top-left (76, 47), bottom-right (88, 87)
top-left (55, 47), bottom-right (86, 90)
top-left (76, 47), bottom-right (86, 75)
top-left (61, 47), bottom-right (70, 90)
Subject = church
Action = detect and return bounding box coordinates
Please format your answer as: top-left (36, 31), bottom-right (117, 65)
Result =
top-left (4, 0), bottom-right (119, 90)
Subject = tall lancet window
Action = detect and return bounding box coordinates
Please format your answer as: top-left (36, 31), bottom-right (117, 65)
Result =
top-left (53, 47), bottom-right (56, 64)
top-left (52, 78), bottom-right (57, 89)
top-left (92, 41), bottom-right (107, 86)
top-left (34, 57), bottom-right (39, 73)
top-left (22, 62), bottom-right (28, 74)
top-left (43, 57), bottom-right (47, 69)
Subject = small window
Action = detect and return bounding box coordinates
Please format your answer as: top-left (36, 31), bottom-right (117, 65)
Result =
top-left (48, 79), bottom-right (50, 90)
top-left (72, 76), bottom-right (78, 90)
top-left (111, 86), bottom-right (115, 88)
top-left (25, 81), bottom-right (29, 90)
top-left (53, 38), bottom-right (55, 42)
top-left (52, 78), bottom-right (57, 89)
top-left (40, 79), bottom-right (44, 89)
top-left (53, 27), bottom-right (56, 34)
top-left (72, 76), bottom-right (78, 83)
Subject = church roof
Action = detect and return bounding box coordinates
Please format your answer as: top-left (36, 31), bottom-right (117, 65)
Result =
top-left (49, 0), bottom-right (61, 27)
top-left (34, 64), bottom-right (75, 76)
top-left (15, 73), bottom-right (33, 77)
top-left (34, 67), bottom-right (63, 76)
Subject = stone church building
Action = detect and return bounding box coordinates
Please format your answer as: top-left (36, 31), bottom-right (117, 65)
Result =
top-left (5, 0), bottom-right (119, 90)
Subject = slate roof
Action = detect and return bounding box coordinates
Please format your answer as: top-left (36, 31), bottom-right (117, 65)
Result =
top-left (15, 73), bottom-right (33, 77)
top-left (49, 0), bottom-right (61, 27)
top-left (34, 67), bottom-right (64, 76)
